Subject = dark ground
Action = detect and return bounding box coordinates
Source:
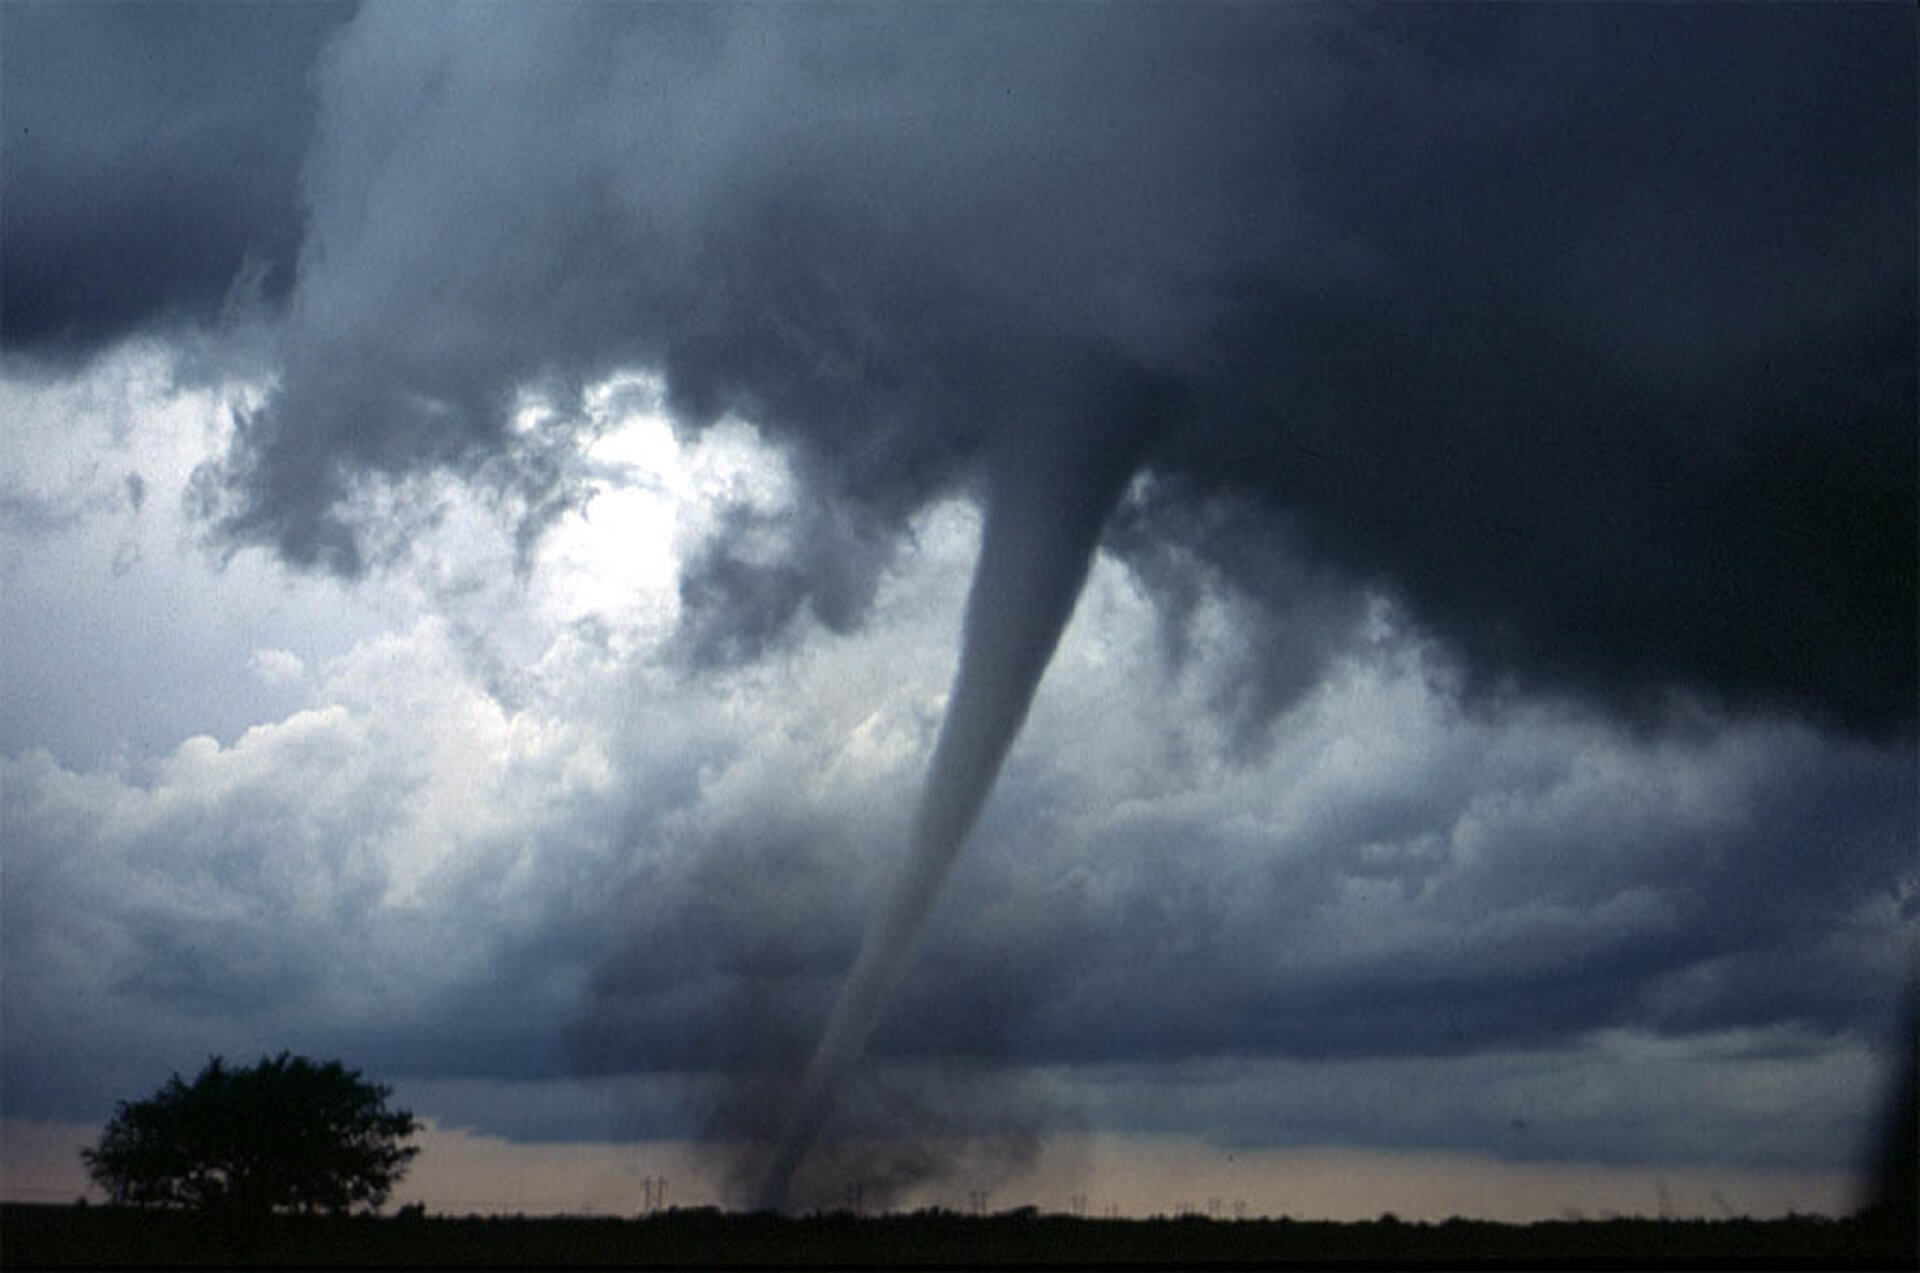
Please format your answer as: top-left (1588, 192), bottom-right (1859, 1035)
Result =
top-left (2, 1203), bottom-right (1913, 1270)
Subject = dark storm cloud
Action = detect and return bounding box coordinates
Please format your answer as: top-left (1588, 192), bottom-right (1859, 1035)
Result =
top-left (674, 497), bottom-right (898, 668)
top-left (1154, 3), bottom-right (1918, 737)
top-left (124, 0), bottom-right (1911, 737)
top-left (0, 2), bottom-right (355, 358)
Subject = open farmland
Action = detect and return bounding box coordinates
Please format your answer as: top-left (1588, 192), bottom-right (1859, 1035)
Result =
top-left (3, 1202), bottom-right (1911, 1269)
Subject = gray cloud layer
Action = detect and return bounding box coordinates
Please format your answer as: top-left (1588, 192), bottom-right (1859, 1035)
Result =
top-left (7, 551), bottom-right (1908, 1167)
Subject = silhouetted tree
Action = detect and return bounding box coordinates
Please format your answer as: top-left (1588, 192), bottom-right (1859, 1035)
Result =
top-left (81, 1053), bottom-right (420, 1216)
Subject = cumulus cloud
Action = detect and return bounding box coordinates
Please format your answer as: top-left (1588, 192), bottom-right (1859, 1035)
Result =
top-left (248, 649), bottom-right (307, 687)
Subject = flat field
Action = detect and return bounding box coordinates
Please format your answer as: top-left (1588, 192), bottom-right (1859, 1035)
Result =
top-left (4, 1203), bottom-right (1915, 1269)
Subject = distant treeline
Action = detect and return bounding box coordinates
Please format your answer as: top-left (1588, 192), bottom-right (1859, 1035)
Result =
top-left (1, 1201), bottom-right (1911, 1269)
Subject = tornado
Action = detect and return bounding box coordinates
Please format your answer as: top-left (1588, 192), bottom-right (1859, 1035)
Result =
top-left (754, 370), bottom-right (1182, 1211)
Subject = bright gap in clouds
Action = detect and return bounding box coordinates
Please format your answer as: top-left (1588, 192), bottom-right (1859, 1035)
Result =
top-left (0, 349), bottom-right (804, 767)
top-left (525, 370), bottom-right (801, 654)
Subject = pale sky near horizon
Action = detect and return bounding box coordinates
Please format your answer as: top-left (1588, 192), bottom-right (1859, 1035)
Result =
top-left (1, 1117), bottom-right (1861, 1223)
top-left (3, 1), bottom-right (1913, 1221)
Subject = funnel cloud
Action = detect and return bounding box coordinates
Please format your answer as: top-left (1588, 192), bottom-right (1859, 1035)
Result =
top-left (755, 369), bottom-right (1183, 1206)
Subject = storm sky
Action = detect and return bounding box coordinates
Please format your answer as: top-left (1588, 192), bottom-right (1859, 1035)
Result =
top-left (2, 1), bottom-right (1914, 1218)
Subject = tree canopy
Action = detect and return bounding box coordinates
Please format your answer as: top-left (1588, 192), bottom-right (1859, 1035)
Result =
top-left (81, 1053), bottom-right (420, 1216)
